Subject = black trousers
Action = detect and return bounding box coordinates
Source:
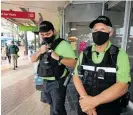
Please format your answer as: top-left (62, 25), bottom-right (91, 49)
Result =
top-left (78, 110), bottom-right (120, 115)
top-left (78, 99), bottom-right (121, 115)
top-left (43, 77), bottom-right (67, 115)
top-left (7, 55), bottom-right (11, 63)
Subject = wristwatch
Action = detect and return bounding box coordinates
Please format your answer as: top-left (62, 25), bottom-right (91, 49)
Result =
top-left (58, 56), bottom-right (63, 62)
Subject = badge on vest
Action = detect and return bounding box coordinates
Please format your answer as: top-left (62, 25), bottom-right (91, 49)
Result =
top-left (97, 69), bottom-right (105, 80)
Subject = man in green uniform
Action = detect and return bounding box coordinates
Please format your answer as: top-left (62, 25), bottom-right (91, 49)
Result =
top-left (31, 21), bottom-right (77, 115)
top-left (73, 16), bottom-right (131, 115)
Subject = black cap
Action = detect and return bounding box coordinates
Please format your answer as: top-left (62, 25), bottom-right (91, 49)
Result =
top-left (39, 21), bottom-right (54, 32)
top-left (89, 16), bottom-right (112, 29)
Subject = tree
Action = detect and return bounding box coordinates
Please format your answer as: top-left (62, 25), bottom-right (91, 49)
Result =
top-left (1, 18), bottom-right (27, 54)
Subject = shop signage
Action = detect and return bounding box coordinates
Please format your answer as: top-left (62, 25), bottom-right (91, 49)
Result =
top-left (1, 10), bottom-right (35, 19)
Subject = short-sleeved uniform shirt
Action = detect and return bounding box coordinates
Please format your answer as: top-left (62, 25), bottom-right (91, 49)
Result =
top-left (42, 38), bottom-right (76, 80)
top-left (73, 41), bottom-right (131, 83)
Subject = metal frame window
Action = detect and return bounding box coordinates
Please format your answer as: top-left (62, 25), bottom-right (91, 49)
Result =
top-left (121, 1), bottom-right (132, 51)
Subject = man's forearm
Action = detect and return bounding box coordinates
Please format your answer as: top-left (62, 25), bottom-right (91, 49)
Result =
top-left (51, 52), bottom-right (77, 68)
top-left (73, 76), bottom-right (88, 97)
top-left (94, 82), bottom-right (128, 106)
top-left (60, 58), bottom-right (77, 68)
top-left (31, 50), bottom-right (41, 62)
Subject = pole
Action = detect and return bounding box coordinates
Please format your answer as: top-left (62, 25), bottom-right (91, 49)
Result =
top-left (24, 31), bottom-right (28, 55)
top-left (34, 33), bottom-right (37, 52)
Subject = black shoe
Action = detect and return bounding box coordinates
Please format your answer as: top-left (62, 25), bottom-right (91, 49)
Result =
top-left (16, 66), bottom-right (18, 68)
top-left (13, 68), bottom-right (15, 70)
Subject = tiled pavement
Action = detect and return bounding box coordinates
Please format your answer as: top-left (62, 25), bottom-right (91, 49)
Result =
top-left (1, 55), bottom-right (50, 115)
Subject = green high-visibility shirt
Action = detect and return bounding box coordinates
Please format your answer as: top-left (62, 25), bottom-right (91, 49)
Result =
top-left (73, 41), bottom-right (131, 83)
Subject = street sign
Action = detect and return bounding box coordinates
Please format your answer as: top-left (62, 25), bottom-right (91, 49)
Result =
top-left (1, 10), bottom-right (35, 19)
top-left (19, 26), bottom-right (38, 31)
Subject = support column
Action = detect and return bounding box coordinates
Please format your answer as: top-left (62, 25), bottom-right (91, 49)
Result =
top-left (62, 9), bottom-right (65, 39)
top-left (102, 1), bottom-right (105, 15)
top-left (34, 33), bottom-right (37, 52)
top-left (24, 31), bottom-right (28, 55)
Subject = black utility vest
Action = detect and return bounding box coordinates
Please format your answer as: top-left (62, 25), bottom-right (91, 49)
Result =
top-left (37, 38), bottom-right (66, 80)
top-left (80, 45), bottom-right (121, 115)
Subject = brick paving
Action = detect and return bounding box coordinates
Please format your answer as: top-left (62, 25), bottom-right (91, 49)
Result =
top-left (1, 75), bottom-right (36, 115)
top-left (1, 47), bottom-right (50, 115)
top-left (1, 60), bottom-right (50, 115)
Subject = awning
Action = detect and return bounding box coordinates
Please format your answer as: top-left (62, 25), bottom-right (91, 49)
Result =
top-left (1, 1), bottom-right (69, 32)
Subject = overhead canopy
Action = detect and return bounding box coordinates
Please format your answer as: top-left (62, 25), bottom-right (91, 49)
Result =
top-left (1, 1), bottom-right (69, 32)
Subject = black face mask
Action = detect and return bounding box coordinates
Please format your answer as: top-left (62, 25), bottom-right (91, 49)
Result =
top-left (92, 31), bottom-right (109, 45)
top-left (42, 35), bottom-right (55, 44)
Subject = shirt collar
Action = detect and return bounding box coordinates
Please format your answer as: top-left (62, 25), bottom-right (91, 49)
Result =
top-left (92, 41), bottom-right (112, 52)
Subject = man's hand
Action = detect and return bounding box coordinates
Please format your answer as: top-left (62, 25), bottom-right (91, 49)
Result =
top-left (86, 109), bottom-right (97, 115)
top-left (39, 45), bottom-right (49, 54)
top-left (79, 96), bottom-right (99, 113)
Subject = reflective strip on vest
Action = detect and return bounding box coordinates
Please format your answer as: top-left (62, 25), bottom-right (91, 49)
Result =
top-left (96, 67), bottom-right (116, 73)
top-left (82, 65), bottom-right (116, 73)
top-left (82, 65), bottom-right (95, 71)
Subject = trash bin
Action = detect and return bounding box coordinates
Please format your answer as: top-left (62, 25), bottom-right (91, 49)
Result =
top-left (33, 61), bottom-right (43, 90)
